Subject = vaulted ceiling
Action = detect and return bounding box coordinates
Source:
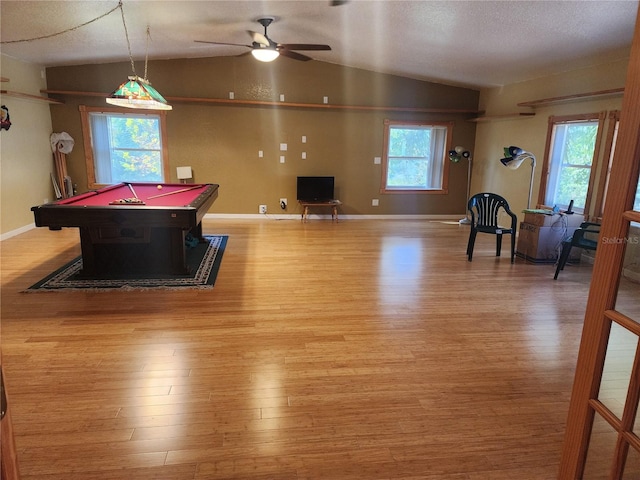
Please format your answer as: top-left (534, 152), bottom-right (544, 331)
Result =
top-left (1, 0), bottom-right (638, 89)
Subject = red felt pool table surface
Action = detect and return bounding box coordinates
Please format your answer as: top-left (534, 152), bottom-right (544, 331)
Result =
top-left (58, 182), bottom-right (211, 207)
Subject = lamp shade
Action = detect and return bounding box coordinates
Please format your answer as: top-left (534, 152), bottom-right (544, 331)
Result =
top-left (500, 145), bottom-right (534, 170)
top-left (507, 146), bottom-right (523, 157)
top-left (251, 48), bottom-right (279, 62)
top-left (500, 155), bottom-right (526, 170)
top-left (449, 146), bottom-right (471, 163)
top-left (107, 76), bottom-right (172, 110)
top-left (176, 166), bottom-right (192, 180)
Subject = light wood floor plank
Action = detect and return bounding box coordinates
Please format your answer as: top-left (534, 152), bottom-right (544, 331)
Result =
top-left (2, 219), bottom-right (601, 479)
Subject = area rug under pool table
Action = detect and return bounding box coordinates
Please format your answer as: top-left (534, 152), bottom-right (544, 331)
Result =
top-left (26, 235), bottom-right (227, 291)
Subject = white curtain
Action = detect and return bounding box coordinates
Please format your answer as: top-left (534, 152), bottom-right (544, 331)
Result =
top-left (428, 126), bottom-right (448, 189)
top-left (89, 113), bottom-right (112, 184)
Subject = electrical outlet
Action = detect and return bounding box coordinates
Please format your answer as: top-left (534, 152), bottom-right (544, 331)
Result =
top-left (280, 198), bottom-right (287, 210)
top-left (259, 204), bottom-right (267, 214)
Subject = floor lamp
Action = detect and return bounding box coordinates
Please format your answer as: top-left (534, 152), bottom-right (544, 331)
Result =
top-left (500, 146), bottom-right (537, 209)
top-left (449, 146), bottom-right (472, 224)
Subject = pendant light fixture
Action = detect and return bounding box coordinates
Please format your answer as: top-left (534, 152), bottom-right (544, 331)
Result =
top-left (106, 1), bottom-right (171, 110)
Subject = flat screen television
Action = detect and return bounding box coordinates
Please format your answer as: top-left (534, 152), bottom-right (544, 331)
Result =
top-left (296, 176), bottom-right (335, 202)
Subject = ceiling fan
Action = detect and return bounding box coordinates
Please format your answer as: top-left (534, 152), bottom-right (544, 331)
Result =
top-left (195, 17), bottom-right (331, 62)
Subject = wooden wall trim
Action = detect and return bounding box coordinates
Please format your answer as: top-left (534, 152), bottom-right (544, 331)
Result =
top-left (41, 89), bottom-right (482, 115)
top-left (517, 88), bottom-right (625, 108)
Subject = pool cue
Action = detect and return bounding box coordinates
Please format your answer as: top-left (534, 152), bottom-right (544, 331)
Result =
top-left (126, 182), bottom-right (139, 199)
top-left (146, 185), bottom-right (202, 200)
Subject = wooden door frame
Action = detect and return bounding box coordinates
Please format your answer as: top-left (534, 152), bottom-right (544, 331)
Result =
top-left (1, 365), bottom-right (21, 480)
top-left (559, 4), bottom-right (640, 477)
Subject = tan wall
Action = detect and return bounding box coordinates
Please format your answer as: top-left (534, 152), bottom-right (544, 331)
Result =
top-left (474, 57), bottom-right (640, 270)
top-left (473, 58), bottom-right (628, 220)
top-left (45, 56), bottom-right (479, 217)
top-left (3, 52), bottom-right (633, 236)
top-left (0, 55), bottom-right (55, 236)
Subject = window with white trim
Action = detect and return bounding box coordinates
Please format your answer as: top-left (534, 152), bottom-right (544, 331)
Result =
top-left (595, 114), bottom-right (640, 218)
top-left (80, 105), bottom-right (169, 188)
top-left (381, 120), bottom-right (451, 194)
top-left (541, 114), bottom-right (603, 213)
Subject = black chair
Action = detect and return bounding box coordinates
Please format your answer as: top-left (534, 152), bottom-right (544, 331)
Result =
top-left (466, 193), bottom-right (518, 263)
top-left (553, 222), bottom-right (601, 279)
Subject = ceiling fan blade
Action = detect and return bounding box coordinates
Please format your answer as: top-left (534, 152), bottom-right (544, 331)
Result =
top-left (194, 40), bottom-right (252, 49)
top-left (278, 49), bottom-right (312, 62)
top-left (279, 44), bottom-right (332, 51)
top-left (248, 30), bottom-right (270, 47)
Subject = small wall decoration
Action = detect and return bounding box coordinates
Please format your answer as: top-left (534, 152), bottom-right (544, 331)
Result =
top-left (0, 105), bottom-right (10, 130)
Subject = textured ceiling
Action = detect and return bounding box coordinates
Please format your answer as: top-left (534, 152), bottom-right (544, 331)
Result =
top-left (1, 0), bottom-right (638, 89)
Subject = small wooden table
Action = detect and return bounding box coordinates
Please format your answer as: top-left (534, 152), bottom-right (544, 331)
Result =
top-left (299, 200), bottom-right (342, 222)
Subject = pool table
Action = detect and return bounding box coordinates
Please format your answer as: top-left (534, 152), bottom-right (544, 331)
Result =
top-left (31, 182), bottom-right (219, 277)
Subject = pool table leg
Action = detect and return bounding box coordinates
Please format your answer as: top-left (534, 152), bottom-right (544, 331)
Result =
top-left (79, 227), bottom-right (98, 276)
top-left (170, 229), bottom-right (188, 274)
top-left (191, 221), bottom-right (205, 243)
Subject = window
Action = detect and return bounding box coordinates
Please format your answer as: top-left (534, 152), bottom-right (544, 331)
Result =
top-left (595, 112), bottom-right (640, 219)
top-left (609, 128), bottom-right (640, 212)
top-left (381, 120), bottom-right (451, 194)
top-left (593, 112), bottom-right (619, 219)
top-left (539, 113), bottom-right (605, 214)
top-left (80, 105), bottom-right (169, 188)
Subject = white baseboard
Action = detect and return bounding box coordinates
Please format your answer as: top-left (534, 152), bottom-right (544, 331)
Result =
top-left (203, 213), bottom-right (465, 221)
top-left (1, 223), bottom-right (35, 241)
top-left (1, 214), bottom-right (466, 242)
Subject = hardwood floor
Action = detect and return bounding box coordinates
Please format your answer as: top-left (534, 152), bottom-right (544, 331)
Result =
top-left (1, 218), bottom-right (599, 479)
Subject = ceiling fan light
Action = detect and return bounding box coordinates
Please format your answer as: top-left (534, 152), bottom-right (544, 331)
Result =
top-left (107, 76), bottom-right (172, 110)
top-left (251, 48), bottom-right (279, 62)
